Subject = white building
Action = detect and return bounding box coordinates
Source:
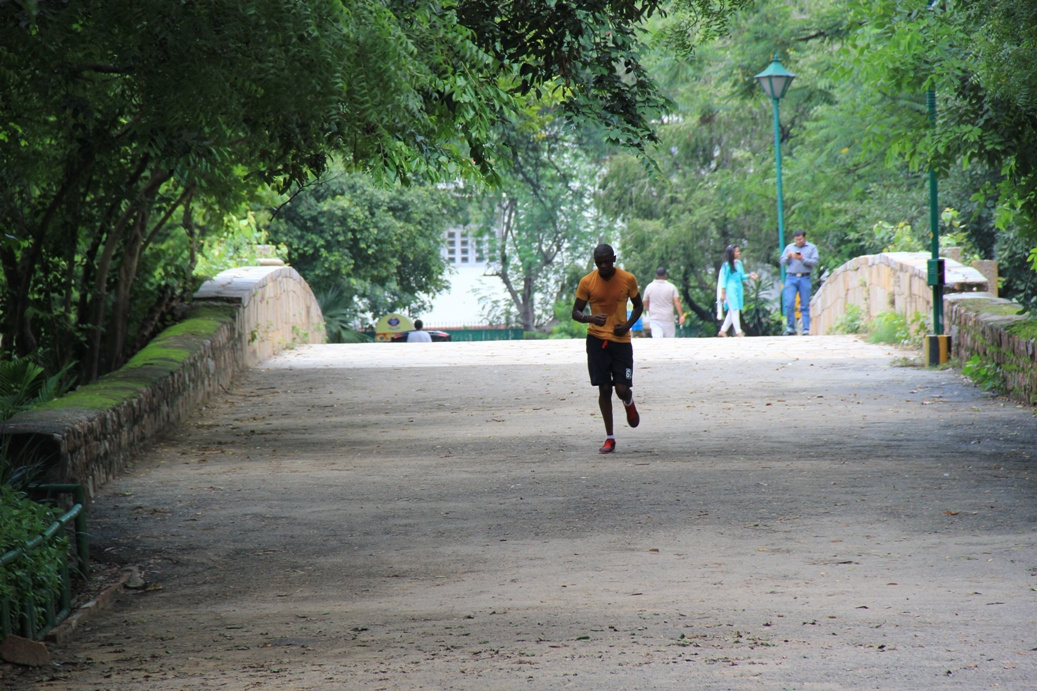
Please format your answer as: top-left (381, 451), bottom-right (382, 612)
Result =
top-left (421, 227), bottom-right (509, 327)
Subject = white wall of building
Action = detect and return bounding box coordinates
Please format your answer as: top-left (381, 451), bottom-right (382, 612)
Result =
top-left (421, 227), bottom-right (509, 327)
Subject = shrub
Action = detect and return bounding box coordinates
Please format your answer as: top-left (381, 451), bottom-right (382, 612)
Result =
top-left (867, 311), bottom-right (910, 345)
top-left (549, 299), bottom-right (587, 339)
top-left (829, 304), bottom-right (866, 334)
top-left (742, 277), bottom-right (783, 336)
top-left (0, 485), bottom-right (68, 636)
top-left (1, 357), bottom-right (72, 488)
top-left (961, 355), bottom-right (1004, 393)
top-left (866, 311), bottom-right (927, 348)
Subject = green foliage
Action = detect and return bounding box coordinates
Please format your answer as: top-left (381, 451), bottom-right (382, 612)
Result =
top-left (1, 356), bottom-right (73, 488)
top-left (1, 0), bottom-right (677, 388)
top-left (315, 283), bottom-right (375, 344)
top-left (267, 171), bottom-right (451, 328)
top-left (0, 358), bottom-right (72, 423)
top-left (550, 300), bottom-right (589, 339)
top-left (865, 313), bottom-right (906, 345)
top-left (1007, 314), bottom-right (1037, 341)
top-left (866, 311), bottom-right (927, 348)
top-left (961, 355), bottom-right (1005, 394)
top-left (195, 210), bottom-right (287, 281)
top-left (740, 277), bottom-right (783, 336)
top-left (0, 485), bottom-right (68, 634)
top-left (466, 115), bottom-right (605, 331)
top-left (833, 0), bottom-right (1037, 287)
top-left (829, 303), bottom-right (866, 335)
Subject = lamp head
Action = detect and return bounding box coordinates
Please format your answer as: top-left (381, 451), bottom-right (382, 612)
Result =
top-left (754, 56), bottom-right (796, 100)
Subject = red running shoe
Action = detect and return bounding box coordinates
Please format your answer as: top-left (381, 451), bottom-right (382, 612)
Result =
top-left (624, 400), bottom-right (640, 428)
top-left (599, 438), bottom-right (616, 454)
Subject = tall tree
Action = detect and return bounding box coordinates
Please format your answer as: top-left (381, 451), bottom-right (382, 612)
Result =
top-left (836, 0), bottom-right (1037, 304)
top-left (468, 115), bottom-right (606, 331)
top-left (267, 172), bottom-right (451, 325)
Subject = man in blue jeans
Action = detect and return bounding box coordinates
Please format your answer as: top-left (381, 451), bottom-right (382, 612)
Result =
top-left (779, 229), bottom-right (820, 335)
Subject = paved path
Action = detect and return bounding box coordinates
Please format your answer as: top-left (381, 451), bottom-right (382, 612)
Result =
top-left (5, 336), bottom-right (1036, 690)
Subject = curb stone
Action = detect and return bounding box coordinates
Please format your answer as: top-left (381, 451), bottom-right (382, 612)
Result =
top-left (44, 566), bottom-right (142, 646)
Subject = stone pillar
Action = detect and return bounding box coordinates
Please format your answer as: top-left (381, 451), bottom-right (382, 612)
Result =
top-left (971, 260), bottom-right (998, 297)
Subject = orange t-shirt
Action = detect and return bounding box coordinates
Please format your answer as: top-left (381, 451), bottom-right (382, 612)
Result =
top-left (576, 268), bottom-right (640, 343)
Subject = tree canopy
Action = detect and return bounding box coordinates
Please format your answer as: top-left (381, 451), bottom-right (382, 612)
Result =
top-left (266, 172), bottom-right (451, 326)
top-left (0, 0), bottom-right (685, 381)
top-left (583, 0), bottom-right (1037, 338)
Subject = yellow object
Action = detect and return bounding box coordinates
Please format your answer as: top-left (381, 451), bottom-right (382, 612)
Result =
top-left (925, 335), bottom-right (951, 366)
top-left (375, 313), bottom-right (414, 342)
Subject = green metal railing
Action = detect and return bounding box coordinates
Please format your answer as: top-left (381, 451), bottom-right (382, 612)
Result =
top-left (1, 484), bottom-right (89, 640)
top-left (441, 327), bottom-right (523, 341)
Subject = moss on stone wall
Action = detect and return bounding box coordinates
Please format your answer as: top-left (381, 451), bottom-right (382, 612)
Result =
top-left (1007, 317), bottom-right (1037, 342)
top-left (35, 304), bottom-right (238, 412)
top-left (963, 299), bottom-right (1026, 317)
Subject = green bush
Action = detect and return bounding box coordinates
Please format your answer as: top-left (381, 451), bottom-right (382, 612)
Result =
top-left (867, 311), bottom-right (910, 345)
top-left (866, 310), bottom-right (928, 348)
top-left (1, 357), bottom-right (72, 488)
top-left (0, 485), bottom-right (68, 635)
top-left (741, 277), bottom-right (783, 336)
top-left (961, 355), bottom-right (1004, 393)
top-left (549, 299), bottom-right (588, 339)
top-left (829, 303), bottom-right (866, 335)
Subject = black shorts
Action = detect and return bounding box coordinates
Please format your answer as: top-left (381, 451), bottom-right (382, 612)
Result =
top-left (586, 335), bottom-right (634, 387)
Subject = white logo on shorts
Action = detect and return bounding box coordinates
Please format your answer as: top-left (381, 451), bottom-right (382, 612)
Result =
top-left (625, 368), bottom-right (633, 379)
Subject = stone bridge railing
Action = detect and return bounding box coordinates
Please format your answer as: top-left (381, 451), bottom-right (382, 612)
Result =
top-left (809, 252), bottom-right (990, 335)
top-left (2, 265), bottom-right (325, 499)
top-left (811, 251), bottom-right (1037, 406)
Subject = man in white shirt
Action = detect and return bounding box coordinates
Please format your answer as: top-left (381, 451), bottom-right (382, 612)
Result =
top-left (407, 319), bottom-right (433, 342)
top-left (641, 268), bottom-right (685, 338)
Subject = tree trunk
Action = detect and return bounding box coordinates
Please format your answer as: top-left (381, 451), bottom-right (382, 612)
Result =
top-left (519, 274), bottom-right (536, 332)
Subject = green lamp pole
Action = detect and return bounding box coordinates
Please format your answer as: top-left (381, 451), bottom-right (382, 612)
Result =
top-left (754, 56), bottom-right (796, 309)
top-left (924, 83), bottom-right (949, 366)
top-left (927, 88), bottom-right (943, 336)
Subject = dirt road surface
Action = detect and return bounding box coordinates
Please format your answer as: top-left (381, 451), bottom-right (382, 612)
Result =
top-left (4, 336), bottom-right (1036, 690)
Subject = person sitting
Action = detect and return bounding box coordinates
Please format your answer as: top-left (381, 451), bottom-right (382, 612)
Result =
top-left (407, 319), bottom-right (433, 343)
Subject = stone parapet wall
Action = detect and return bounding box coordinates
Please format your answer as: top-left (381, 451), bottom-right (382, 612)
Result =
top-left (946, 293), bottom-right (1037, 406)
top-left (2, 266), bottom-right (324, 498)
top-left (810, 252), bottom-right (988, 335)
top-left (194, 265), bottom-right (326, 367)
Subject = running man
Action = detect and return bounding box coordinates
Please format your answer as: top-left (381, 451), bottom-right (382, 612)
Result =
top-left (571, 244), bottom-right (644, 454)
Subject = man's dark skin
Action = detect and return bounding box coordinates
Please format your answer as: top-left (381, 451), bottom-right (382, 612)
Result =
top-left (571, 246), bottom-right (645, 437)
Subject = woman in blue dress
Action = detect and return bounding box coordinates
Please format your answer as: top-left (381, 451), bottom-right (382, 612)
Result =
top-left (717, 245), bottom-right (758, 337)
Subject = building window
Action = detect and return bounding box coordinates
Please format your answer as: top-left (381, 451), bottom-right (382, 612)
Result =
top-left (443, 227), bottom-right (486, 266)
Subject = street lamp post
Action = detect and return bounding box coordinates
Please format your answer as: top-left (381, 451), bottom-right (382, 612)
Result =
top-left (754, 56), bottom-right (796, 309)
